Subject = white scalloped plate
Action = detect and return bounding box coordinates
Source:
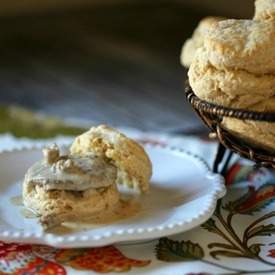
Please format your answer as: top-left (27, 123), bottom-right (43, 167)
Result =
top-left (0, 144), bottom-right (225, 248)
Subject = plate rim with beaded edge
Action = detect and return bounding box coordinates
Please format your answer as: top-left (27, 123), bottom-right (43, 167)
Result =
top-left (0, 143), bottom-right (226, 248)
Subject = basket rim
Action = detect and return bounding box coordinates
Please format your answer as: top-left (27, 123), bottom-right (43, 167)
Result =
top-left (185, 82), bottom-right (275, 122)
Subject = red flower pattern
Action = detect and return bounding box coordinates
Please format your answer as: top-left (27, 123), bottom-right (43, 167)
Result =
top-left (235, 184), bottom-right (275, 214)
top-left (0, 241), bottom-right (150, 274)
top-left (226, 163), bottom-right (242, 186)
top-left (268, 249), bottom-right (275, 258)
top-left (0, 242), bottom-right (31, 259)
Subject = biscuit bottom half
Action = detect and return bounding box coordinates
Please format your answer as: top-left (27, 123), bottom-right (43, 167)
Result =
top-left (222, 117), bottom-right (275, 153)
top-left (22, 181), bottom-right (119, 230)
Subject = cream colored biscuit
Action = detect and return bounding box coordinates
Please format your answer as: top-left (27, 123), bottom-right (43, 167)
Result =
top-left (181, 16), bottom-right (225, 68)
top-left (222, 95), bottom-right (275, 152)
top-left (70, 125), bottom-right (152, 193)
top-left (187, 14), bottom-right (275, 152)
top-left (204, 19), bottom-right (275, 74)
top-left (222, 118), bottom-right (275, 152)
top-left (188, 47), bottom-right (275, 108)
top-left (23, 182), bottom-right (119, 229)
top-left (188, 46), bottom-right (275, 152)
top-left (254, 0), bottom-right (275, 20)
top-left (181, 39), bottom-right (197, 68)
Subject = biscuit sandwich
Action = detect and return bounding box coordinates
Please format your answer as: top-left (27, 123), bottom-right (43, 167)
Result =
top-left (23, 125), bottom-right (152, 229)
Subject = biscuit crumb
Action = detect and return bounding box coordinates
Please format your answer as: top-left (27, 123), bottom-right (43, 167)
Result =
top-left (43, 144), bottom-right (60, 164)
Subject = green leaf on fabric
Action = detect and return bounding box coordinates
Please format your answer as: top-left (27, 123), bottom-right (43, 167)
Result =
top-left (201, 218), bottom-right (219, 234)
top-left (0, 105), bottom-right (86, 139)
top-left (248, 244), bottom-right (263, 256)
top-left (223, 189), bottom-right (253, 214)
top-left (155, 238), bottom-right (204, 262)
top-left (247, 224), bottom-right (275, 239)
top-left (210, 250), bottom-right (246, 260)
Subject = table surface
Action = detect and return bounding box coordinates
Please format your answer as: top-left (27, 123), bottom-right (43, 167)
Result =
top-left (0, 2), bottom-right (214, 133)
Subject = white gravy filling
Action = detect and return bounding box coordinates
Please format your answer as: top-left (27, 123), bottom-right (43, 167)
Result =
top-left (24, 144), bottom-right (117, 191)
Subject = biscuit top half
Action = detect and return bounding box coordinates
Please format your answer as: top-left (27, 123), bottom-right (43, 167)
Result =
top-left (204, 19), bottom-right (275, 74)
top-left (254, 0), bottom-right (275, 21)
top-left (180, 16), bottom-right (225, 68)
top-left (70, 125), bottom-right (152, 193)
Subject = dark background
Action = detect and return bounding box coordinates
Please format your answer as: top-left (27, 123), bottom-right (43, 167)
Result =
top-left (0, 1), bottom-right (254, 133)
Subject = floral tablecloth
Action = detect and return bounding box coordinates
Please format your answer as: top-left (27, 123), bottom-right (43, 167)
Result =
top-left (1, 109), bottom-right (275, 274)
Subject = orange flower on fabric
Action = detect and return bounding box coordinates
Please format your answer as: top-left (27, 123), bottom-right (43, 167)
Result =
top-left (55, 245), bottom-right (151, 273)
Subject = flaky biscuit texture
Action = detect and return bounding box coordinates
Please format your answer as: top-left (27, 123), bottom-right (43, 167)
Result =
top-left (254, 0), bottom-right (275, 21)
top-left (188, 47), bottom-right (275, 109)
top-left (181, 16), bottom-right (225, 68)
top-left (70, 125), bottom-right (152, 193)
top-left (23, 181), bottom-right (119, 228)
top-left (188, 16), bottom-right (275, 151)
top-left (204, 19), bottom-right (275, 74)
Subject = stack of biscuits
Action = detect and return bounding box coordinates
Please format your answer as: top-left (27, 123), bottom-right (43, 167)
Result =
top-left (182, 0), bottom-right (275, 152)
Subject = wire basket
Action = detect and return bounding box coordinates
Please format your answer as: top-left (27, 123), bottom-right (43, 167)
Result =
top-left (185, 82), bottom-right (275, 173)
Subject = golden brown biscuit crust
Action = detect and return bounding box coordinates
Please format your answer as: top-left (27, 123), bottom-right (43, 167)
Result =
top-left (222, 118), bottom-right (275, 152)
top-left (204, 19), bottom-right (275, 74)
top-left (186, 4), bottom-right (275, 152)
top-left (180, 16), bottom-right (225, 68)
top-left (70, 125), bottom-right (152, 193)
top-left (188, 47), bottom-right (275, 109)
top-left (254, 0), bottom-right (275, 21)
top-left (23, 181), bottom-right (119, 229)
